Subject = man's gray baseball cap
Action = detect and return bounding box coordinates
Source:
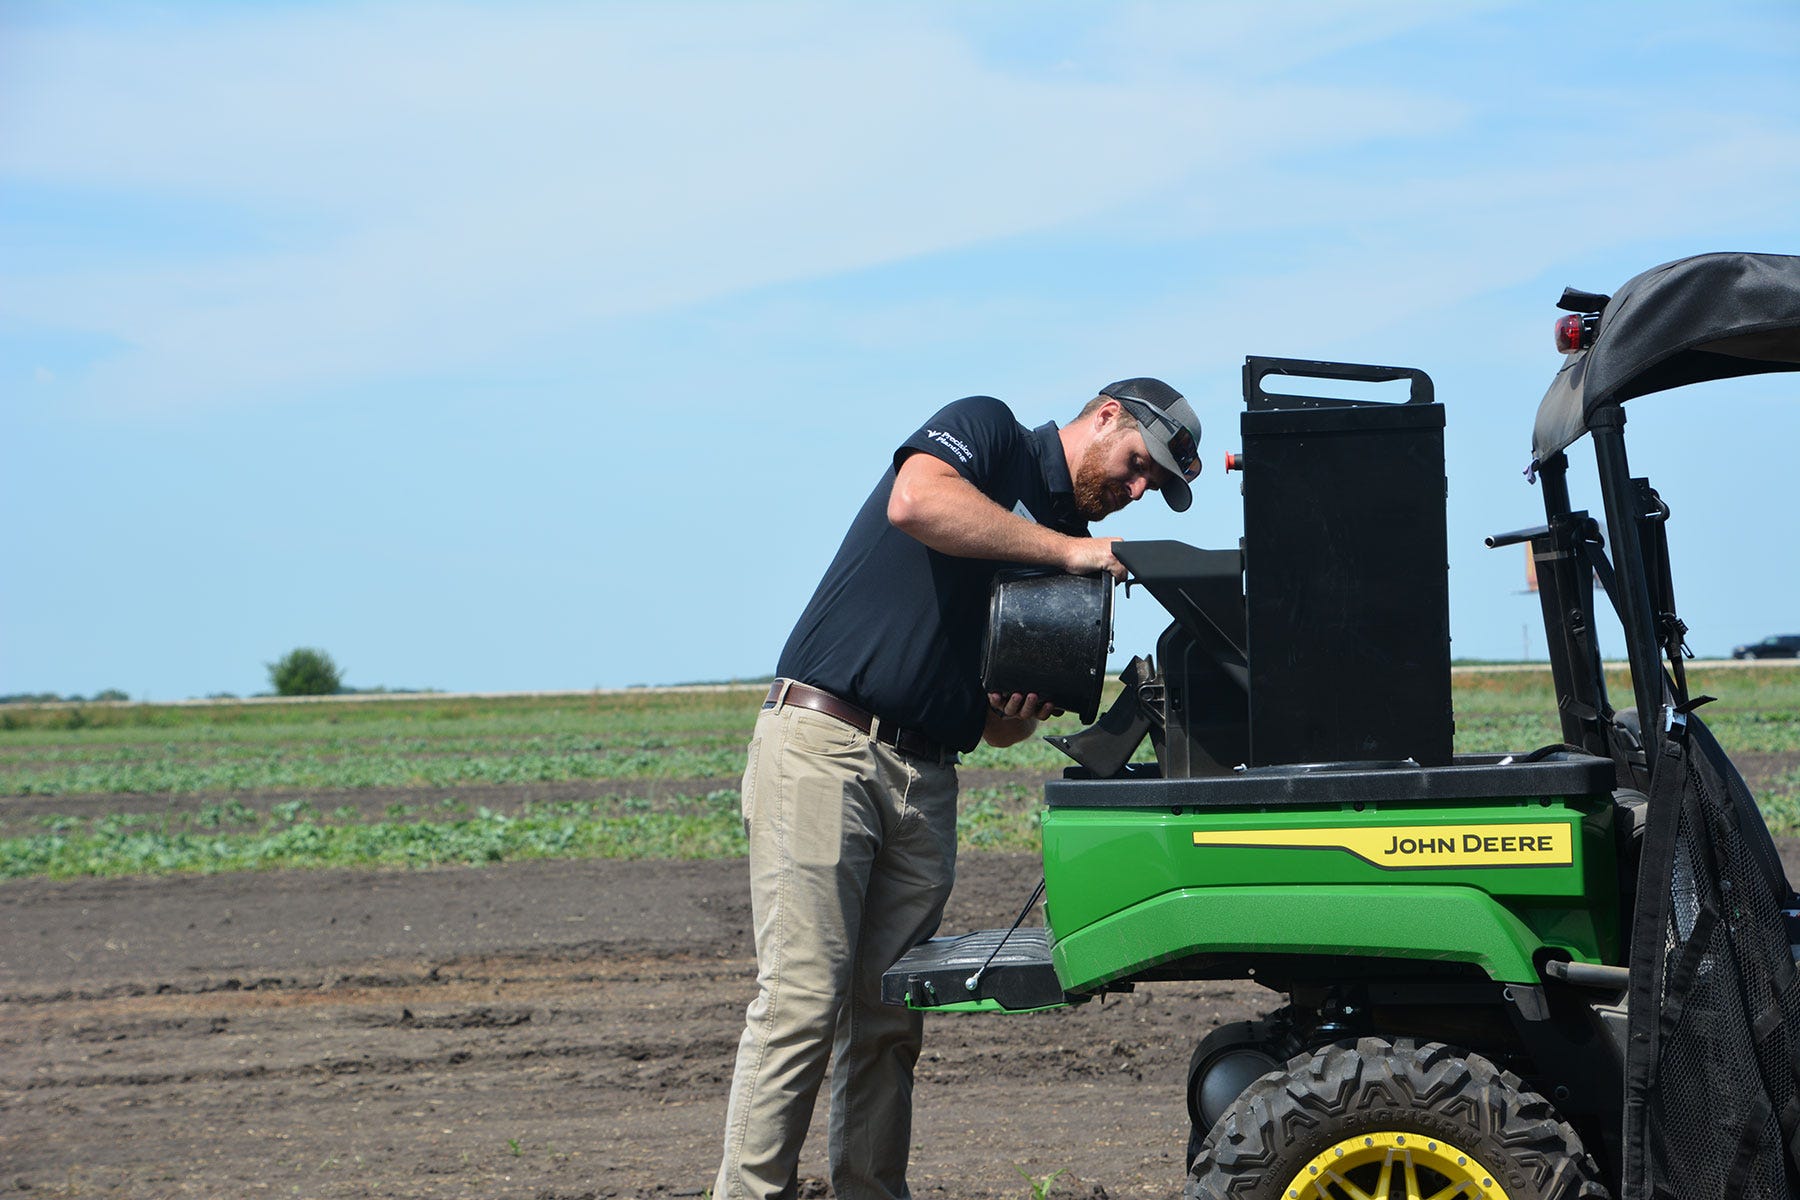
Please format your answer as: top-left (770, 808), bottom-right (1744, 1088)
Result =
top-left (1101, 377), bottom-right (1202, 512)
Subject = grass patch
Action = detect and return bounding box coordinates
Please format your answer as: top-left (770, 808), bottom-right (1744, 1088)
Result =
top-left (0, 742), bottom-right (748, 797)
top-left (0, 689), bottom-right (762, 735)
top-left (2, 668), bottom-right (1795, 875)
top-left (0, 692), bottom-right (759, 796)
top-left (1756, 765), bottom-right (1800, 837)
top-left (0, 785), bottom-right (1059, 879)
top-left (0, 791), bottom-right (749, 879)
top-left (956, 785), bottom-right (1048, 851)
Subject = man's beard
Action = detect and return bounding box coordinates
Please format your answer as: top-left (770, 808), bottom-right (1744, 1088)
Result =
top-left (1072, 432), bottom-right (1133, 521)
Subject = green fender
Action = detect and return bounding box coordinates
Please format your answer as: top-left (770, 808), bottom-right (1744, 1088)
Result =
top-left (1051, 883), bottom-right (1550, 991)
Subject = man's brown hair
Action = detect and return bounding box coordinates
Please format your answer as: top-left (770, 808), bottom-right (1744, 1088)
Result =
top-left (1076, 394), bottom-right (1139, 427)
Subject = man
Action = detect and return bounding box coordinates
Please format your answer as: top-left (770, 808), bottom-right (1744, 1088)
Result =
top-left (714, 378), bottom-right (1203, 1200)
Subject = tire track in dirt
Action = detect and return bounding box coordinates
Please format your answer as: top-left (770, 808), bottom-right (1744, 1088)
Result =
top-left (0, 853), bottom-right (1273, 1198)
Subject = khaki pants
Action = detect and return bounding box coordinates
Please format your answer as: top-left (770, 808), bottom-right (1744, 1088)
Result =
top-left (713, 703), bottom-right (959, 1200)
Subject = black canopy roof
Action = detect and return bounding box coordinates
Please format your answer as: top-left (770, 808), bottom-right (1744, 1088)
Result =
top-left (1532, 251), bottom-right (1800, 464)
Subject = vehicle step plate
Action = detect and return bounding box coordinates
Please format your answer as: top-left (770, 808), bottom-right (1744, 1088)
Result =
top-left (881, 927), bottom-right (1069, 1011)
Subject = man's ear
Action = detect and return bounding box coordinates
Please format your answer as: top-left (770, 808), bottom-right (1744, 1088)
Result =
top-left (1091, 397), bottom-right (1124, 433)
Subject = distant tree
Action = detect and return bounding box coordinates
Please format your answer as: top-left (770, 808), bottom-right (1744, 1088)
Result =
top-left (268, 648), bottom-right (343, 696)
top-left (92, 688), bottom-right (129, 702)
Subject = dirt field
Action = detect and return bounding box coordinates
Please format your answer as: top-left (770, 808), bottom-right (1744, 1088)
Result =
top-left (0, 827), bottom-right (1268, 1199)
top-left (7, 765), bottom-right (1798, 1200)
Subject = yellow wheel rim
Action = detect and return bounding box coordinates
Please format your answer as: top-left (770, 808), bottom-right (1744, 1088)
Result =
top-left (1280, 1129), bottom-right (1515, 1200)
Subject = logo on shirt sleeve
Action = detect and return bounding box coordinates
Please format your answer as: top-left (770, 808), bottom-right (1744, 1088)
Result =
top-left (924, 428), bottom-right (975, 465)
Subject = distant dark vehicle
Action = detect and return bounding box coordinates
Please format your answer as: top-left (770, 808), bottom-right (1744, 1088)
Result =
top-left (1732, 633), bottom-right (1800, 659)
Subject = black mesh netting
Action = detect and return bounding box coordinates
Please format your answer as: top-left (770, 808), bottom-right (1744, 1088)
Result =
top-left (1626, 715), bottom-right (1800, 1200)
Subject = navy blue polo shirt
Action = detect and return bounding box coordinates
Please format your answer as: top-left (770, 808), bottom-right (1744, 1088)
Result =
top-left (776, 395), bottom-right (1088, 753)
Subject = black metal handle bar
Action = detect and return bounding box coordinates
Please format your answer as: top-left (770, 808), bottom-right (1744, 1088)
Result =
top-left (1244, 356), bottom-right (1435, 411)
top-left (1486, 524), bottom-right (1552, 549)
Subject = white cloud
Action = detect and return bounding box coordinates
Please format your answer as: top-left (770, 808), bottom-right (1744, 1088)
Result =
top-left (0, 2), bottom-right (1461, 410)
top-left (3, 1), bottom-right (1794, 418)
top-left (1090, 0), bottom-right (1514, 76)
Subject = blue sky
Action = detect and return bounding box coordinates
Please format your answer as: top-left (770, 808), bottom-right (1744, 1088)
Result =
top-left (3, 1), bottom-right (1798, 699)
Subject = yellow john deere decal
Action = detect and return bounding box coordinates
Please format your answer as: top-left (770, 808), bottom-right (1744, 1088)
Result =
top-left (1192, 823), bottom-right (1572, 870)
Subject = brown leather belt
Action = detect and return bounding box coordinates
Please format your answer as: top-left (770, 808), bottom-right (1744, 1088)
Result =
top-left (763, 680), bottom-right (951, 763)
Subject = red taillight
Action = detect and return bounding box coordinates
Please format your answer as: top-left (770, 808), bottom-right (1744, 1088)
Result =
top-left (1554, 314), bottom-right (1584, 353)
top-left (1555, 313), bottom-right (1598, 353)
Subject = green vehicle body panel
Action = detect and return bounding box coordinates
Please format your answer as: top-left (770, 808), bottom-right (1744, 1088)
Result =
top-left (1040, 795), bottom-right (1618, 992)
top-left (890, 996), bottom-right (1070, 1015)
top-left (1053, 884), bottom-right (1544, 988)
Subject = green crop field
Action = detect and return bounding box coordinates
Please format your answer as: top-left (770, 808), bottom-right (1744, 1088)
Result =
top-left (2, 666), bottom-right (1796, 879)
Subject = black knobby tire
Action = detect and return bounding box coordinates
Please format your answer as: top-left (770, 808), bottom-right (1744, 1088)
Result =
top-left (1184, 1037), bottom-right (1609, 1200)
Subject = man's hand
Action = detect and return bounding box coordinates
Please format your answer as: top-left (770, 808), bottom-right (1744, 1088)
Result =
top-left (1061, 536), bottom-right (1126, 580)
top-left (982, 691), bottom-right (1061, 748)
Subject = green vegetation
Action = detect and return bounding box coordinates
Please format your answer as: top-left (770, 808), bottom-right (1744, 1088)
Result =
top-left (1, 792), bottom-right (748, 879)
top-left (268, 646), bottom-right (343, 696)
top-left (1449, 664), bottom-right (1800, 755)
top-left (0, 738), bottom-right (747, 796)
top-left (0, 691), bottom-right (756, 794)
top-left (0, 786), bottom-right (1055, 879)
top-left (1015, 1166), bottom-right (1067, 1200)
top-left (1, 689), bottom-right (130, 705)
top-left (0, 666), bottom-right (1795, 879)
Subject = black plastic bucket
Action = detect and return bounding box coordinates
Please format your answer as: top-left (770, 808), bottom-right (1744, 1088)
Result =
top-left (979, 570), bottom-right (1114, 724)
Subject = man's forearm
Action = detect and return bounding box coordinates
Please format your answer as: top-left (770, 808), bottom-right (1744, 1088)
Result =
top-left (891, 471), bottom-right (1071, 565)
top-left (889, 453), bottom-right (1125, 578)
